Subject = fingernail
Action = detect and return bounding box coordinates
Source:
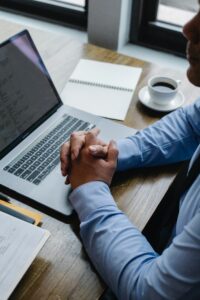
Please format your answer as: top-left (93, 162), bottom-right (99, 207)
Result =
top-left (71, 152), bottom-right (76, 160)
top-left (89, 146), bottom-right (97, 153)
top-left (65, 176), bottom-right (70, 185)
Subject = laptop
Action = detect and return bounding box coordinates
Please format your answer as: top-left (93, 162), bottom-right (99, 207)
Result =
top-left (0, 30), bottom-right (136, 218)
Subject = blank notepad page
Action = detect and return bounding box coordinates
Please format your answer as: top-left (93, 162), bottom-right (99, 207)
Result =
top-left (61, 59), bottom-right (142, 120)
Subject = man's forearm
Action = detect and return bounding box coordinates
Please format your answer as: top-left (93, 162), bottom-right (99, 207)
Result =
top-left (117, 102), bottom-right (200, 172)
top-left (69, 182), bottom-right (158, 299)
top-left (69, 181), bottom-right (200, 300)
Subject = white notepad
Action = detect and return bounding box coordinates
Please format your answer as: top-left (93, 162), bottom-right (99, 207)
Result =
top-left (0, 211), bottom-right (50, 300)
top-left (61, 59), bottom-right (142, 120)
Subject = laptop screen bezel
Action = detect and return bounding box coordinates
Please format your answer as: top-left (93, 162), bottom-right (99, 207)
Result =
top-left (0, 29), bottom-right (63, 159)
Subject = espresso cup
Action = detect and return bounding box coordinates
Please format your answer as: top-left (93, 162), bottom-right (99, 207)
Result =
top-left (148, 76), bottom-right (180, 106)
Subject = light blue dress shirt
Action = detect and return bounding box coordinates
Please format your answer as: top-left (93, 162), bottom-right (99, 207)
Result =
top-left (69, 99), bottom-right (200, 300)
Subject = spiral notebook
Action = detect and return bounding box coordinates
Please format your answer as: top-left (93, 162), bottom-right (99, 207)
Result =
top-left (61, 59), bottom-right (142, 120)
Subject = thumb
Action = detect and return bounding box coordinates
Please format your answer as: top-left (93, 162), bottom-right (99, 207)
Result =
top-left (85, 130), bottom-right (99, 147)
top-left (89, 145), bottom-right (108, 158)
top-left (107, 140), bottom-right (118, 164)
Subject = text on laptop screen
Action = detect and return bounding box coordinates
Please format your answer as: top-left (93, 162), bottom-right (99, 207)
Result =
top-left (0, 32), bottom-right (60, 154)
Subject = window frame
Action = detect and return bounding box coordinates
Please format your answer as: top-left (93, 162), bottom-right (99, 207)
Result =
top-left (0, 0), bottom-right (88, 29)
top-left (130, 0), bottom-right (187, 57)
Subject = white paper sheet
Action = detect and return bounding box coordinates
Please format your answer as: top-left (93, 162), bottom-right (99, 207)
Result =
top-left (0, 212), bottom-right (50, 300)
top-left (61, 59), bottom-right (142, 120)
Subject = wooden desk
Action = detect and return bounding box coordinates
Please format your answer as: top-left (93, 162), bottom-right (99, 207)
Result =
top-left (0, 18), bottom-right (199, 300)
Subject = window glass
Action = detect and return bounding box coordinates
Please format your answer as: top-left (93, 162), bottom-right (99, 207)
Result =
top-left (60, 0), bottom-right (85, 6)
top-left (33, 0), bottom-right (86, 8)
top-left (0, 0), bottom-right (87, 28)
top-left (157, 0), bottom-right (198, 26)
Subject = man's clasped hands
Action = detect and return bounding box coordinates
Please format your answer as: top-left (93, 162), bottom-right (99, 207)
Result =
top-left (60, 128), bottom-right (118, 189)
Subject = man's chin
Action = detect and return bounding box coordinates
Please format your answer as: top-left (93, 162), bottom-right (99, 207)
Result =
top-left (187, 66), bottom-right (200, 87)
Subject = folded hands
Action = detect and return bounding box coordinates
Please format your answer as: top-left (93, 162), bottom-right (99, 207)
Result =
top-left (60, 128), bottom-right (118, 189)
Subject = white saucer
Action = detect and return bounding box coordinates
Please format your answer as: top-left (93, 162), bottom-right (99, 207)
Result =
top-left (138, 86), bottom-right (185, 112)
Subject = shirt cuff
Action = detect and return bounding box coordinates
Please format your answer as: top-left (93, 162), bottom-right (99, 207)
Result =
top-left (69, 181), bottom-right (117, 222)
top-left (116, 137), bottom-right (140, 171)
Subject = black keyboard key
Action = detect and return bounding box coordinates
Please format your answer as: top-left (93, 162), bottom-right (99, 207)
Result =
top-left (8, 168), bottom-right (16, 174)
top-left (12, 162), bottom-right (22, 169)
top-left (31, 155), bottom-right (37, 160)
top-left (52, 157), bottom-right (60, 167)
top-left (46, 148), bottom-right (53, 155)
top-left (27, 159), bottom-right (34, 165)
top-left (38, 157), bottom-right (45, 163)
top-left (41, 152), bottom-right (49, 159)
top-left (45, 157), bottom-right (53, 164)
top-left (29, 165), bottom-right (36, 171)
top-left (18, 157), bottom-right (26, 164)
top-left (35, 150), bottom-right (43, 156)
top-left (3, 165), bottom-right (10, 171)
top-left (79, 122), bottom-right (90, 131)
top-left (51, 152), bottom-right (58, 159)
top-left (37, 169), bottom-right (51, 181)
top-left (51, 144), bottom-right (57, 150)
top-left (32, 161), bottom-right (40, 167)
top-left (40, 161), bottom-right (49, 168)
top-left (37, 165), bottom-right (44, 172)
top-left (22, 163), bottom-right (29, 169)
top-left (27, 170), bottom-right (40, 182)
top-left (20, 170), bottom-right (32, 179)
top-left (14, 168), bottom-right (25, 176)
top-left (33, 178), bottom-right (41, 185)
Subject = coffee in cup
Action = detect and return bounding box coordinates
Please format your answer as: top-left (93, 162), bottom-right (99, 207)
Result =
top-left (148, 76), bottom-right (180, 106)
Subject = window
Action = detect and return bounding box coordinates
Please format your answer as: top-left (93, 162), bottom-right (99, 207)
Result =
top-left (158, 0), bottom-right (198, 27)
top-left (32, 0), bottom-right (86, 9)
top-left (0, 0), bottom-right (88, 28)
top-left (130, 0), bottom-right (198, 57)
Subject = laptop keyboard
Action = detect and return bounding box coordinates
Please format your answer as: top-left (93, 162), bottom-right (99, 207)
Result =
top-left (3, 114), bottom-right (94, 185)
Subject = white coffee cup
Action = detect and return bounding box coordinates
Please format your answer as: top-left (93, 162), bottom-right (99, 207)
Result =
top-left (148, 76), bottom-right (181, 106)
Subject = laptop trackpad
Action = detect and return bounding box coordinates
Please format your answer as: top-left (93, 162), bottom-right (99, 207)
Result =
top-left (98, 118), bottom-right (137, 142)
top-left (30, 167), bottom-right (73, 216)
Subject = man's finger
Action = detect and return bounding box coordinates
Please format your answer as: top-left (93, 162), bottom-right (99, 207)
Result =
top-left (90, 127), bottom-right (100, 137)
top-left (85, 128), bottom-right (101, 147)
top-left (85, 132), bottom-right (98, 147)
top-left (70, 128), bottom-right (100, 160)
top-left (70, 130), bottom-right (90, 160)
top-left (107, 140), bottom-right (118, 165)
top-left (65, 175), bottom-right (70, 185)
top-left (60, 142), bottom-right (70, 176)
top-left (88, 145), bottom-right (108, 158)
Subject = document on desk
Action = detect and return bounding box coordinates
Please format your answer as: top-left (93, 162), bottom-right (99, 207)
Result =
top-left (61, 59), bottom-right (142, 120)
top-left (0, 211), bottom-right (50, 300)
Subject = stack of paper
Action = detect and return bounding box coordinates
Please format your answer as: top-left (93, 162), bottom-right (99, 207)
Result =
top-left (0, 211), bottom-right (50, 300)
top-left (61, 59), bottom-right (142, 120)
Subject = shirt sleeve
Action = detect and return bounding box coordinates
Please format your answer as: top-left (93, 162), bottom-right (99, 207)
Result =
top-left (117, 99), bottom-right (200, 171)
top-left (69, 181), bottom-right (200, 300)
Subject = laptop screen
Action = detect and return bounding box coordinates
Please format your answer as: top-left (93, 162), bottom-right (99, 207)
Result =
top-left (0, 30), bottom-right (61, 158)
